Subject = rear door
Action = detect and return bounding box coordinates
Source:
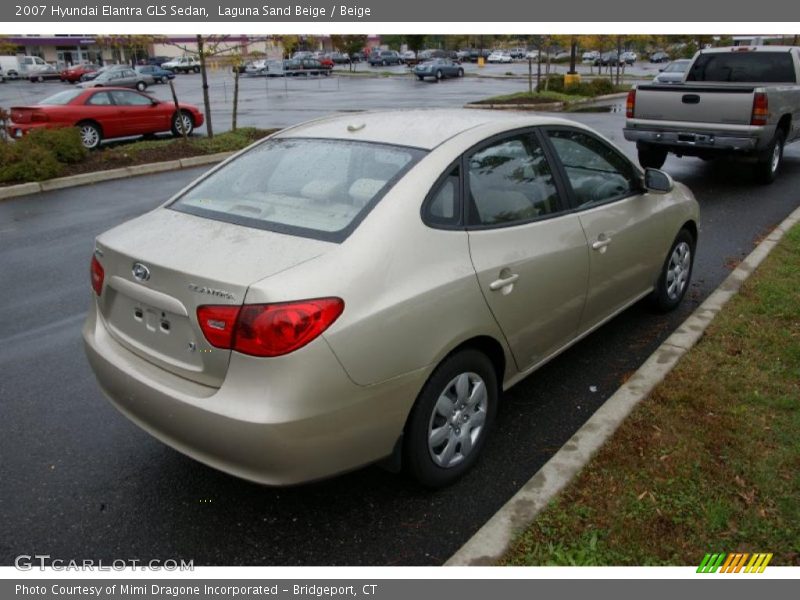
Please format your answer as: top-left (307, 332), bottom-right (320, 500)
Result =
top-left (543, 127), bottom-right (671, 331)
top-left (465, 129), bottom-right (590, 371)
top-left (82, 90), bottom-right (124, 137)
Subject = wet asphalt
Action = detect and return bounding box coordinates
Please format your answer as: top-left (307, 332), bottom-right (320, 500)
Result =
top-left (1, 82), bottom-right (799, 565)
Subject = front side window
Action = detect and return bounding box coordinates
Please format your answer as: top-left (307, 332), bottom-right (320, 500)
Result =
top-left (171, 138), bottom-right (425, 242)
top-left (467, 133), bottom-right (562, 226)
top-left (546, 129), bottom-right (640, 207)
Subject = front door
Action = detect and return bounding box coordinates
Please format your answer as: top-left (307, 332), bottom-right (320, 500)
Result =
top-left (465, 130), bottom-right (590, 371)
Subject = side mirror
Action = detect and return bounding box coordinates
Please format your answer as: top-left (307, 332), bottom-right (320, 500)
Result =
top-left (644, 168), bottom-right (674, 193)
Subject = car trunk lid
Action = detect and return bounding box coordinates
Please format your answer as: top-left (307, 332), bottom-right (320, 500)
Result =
top-left (94, 209), bottom-right (331, 387)
top-left (632, 84), bottom-right (757, 125)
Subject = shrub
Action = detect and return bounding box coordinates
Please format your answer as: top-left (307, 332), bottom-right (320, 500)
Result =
top-left (0, 143), bottom-right (63, 183)
top-left (588, 78), bottom-right (615, 96)
top-left (544, 74), bottom-right (565, 92)
top-left (20, 126), bottom-right (88, 164)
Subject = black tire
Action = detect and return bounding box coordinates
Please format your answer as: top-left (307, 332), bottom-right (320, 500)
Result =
top-left (755, 129), bottom-right (785, 185)
top-left (135, 81), bottom-right (146, 91)
top-left (160, 75), bottom-right (169, 84)
top-left (435, 69), bottom-right (443, 81)
top-left (76, 121), bottom-right (102, 150)
top-left (404, 349), bottom-right (498, 488)
top-left (37, 75), bottom-right (44, 83)
top-left (171, 110), bottom-right (194, 137)
top-left (193, 66), bottom-right (200, 73)
top-left (637, 144), bottom-right (668, 169)
top-left (457, 68), bottom-right (464, 77)
top-left (650, 228), bottom-right (695, 312)
top-left (382, 59), bottom-right (387, 66)
top-left (417, 75), bottom-right (424, 81)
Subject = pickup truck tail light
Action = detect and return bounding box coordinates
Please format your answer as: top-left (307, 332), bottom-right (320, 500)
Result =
top-left (751, 92), bottom-right (768, 126)
top-left (626, 89), bottom-right (636, 118)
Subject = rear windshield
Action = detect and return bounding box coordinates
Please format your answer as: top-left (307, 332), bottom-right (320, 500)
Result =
top-left (170, 138), bottom-right (425, 242)
top-left (38, 89), bottom-right (83, 105)
top-left (687, 51), bottom-right (796, 83)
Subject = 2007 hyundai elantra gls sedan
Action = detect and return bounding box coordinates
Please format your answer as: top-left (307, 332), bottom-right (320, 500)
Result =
top-left (84, 109), bottom-right (699, 487)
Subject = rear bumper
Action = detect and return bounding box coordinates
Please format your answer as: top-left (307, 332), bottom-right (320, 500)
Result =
top-left (83, 301), bottom-right (426, 485)
top-left (6, 122), bottom-right (48, 138)
top-left (624, 127), bottom-right (759, 152)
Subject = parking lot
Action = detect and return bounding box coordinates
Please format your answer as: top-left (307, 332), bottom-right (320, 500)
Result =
top-left (1, 63), bottom-right (799, 566)
top-left (0, 61), bottom-right (654, 132)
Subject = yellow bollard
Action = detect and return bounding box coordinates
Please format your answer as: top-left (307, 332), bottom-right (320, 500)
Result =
top-left (478, 56), bottom-right (485, 68)
top-left (564, 72), bottom-right (582, 88)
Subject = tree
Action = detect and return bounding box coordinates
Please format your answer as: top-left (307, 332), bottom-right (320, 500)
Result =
top-left (0, 36), bottom-right (17, 56)
top-left (95, 35), bottom-right (162, 66)
top-left (331, 35), bottom-right (367, 72)
top-left (404, 35), bottom-right (427, 55)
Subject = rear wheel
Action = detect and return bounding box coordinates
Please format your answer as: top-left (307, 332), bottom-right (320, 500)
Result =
top-left (650, 228), bottom-right (695, 312)
top-left (160, 75), bottom-right (169, 84)
top-left (417, 75), bottom-right (424, 81)
top-left (404, 349), bottom-right (498, 488)
top-left (637, 144), bottom-right (668, 169)
top-left (457, 68), bottom-right (464, 77)
top-left (171, 110), bottom-right (194, 137)
top-left (193, 66), bottom-right (200, 73)
top-left (135, 81), bottom-right (146, 91)
top-left (77, 122), bottom-right (102, 150)
top-left (435, 69), bottom-right (443, 81)
top-left (755, 129), bottom-right (785, 185)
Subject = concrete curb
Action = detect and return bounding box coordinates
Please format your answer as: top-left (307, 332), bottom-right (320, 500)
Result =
top-left (463, 91), bottom-right (628, 113)
top-left (0, 151), bottom-right (234, 201)
top-left (446, 203), bottom-right (800, 566)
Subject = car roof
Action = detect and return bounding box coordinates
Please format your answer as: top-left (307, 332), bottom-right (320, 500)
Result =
top-left (277, 109), bottom-right (589, 150)
top-left (700, 45), bottom-right (798, 54)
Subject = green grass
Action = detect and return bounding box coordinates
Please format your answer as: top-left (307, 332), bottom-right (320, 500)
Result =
top-left (503, 224), bottom-right (800, 566)
top-left (473, 90), bottom-right (587, 105)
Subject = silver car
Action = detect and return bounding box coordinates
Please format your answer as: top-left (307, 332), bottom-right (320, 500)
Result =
top-left (653, 59), bottom-right (691, 84)
top-left (78, 67), bottom-right (151, 91)
top-left (84, 110), bottom-right (699, 487)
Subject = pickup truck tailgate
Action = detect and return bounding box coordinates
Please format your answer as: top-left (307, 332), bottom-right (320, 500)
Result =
top-left (633, 84), bottom-right (756, 125)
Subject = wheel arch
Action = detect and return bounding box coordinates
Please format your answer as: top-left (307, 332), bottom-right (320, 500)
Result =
top-left (75, 118), bottom-right (103, 136)
top-left (776, 113), bottom-right (791, 137)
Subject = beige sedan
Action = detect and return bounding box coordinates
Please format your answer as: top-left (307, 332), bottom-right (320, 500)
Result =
top-left (83, 110), bottom-right (699, 487)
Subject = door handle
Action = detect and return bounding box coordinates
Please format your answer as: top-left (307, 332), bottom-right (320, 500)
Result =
top-left (592, 235), bottom-right (613, 251)
top-left (489, 273), bottom-right (519, 291)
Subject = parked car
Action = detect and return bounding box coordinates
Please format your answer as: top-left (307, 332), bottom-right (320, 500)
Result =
top-left (0, 65), bottom-right (4, 83)
top-left (625, 46), bottom-right (800, 183)
top-left (508, 48), bottom-right (527, 59)
top-left (350, 51), bottom-right (365, 63)
top-left (244, 59), bottom-right (268, 76)
top-left (0, 55), bottom-right (51, 79)
top-left (162, 56), bottom-right (201, 74)
top-left (83, 109), bottom-right (699, 488)
top-left (487, 51), bottom-right (512, 63)
top-left (621, 51), bottom-right (638, 65)
top-left (582, 50), bottom-right (599, 63)
top-left (328, 52), bottom-right (351, 64)
top-left (652, 59), bottom-right (691, 84)
top-left (136, 65), bottom-right (176, 84)
top-left (317, 55), bottom-right (335, 69)
top-left (369, 50), bottom-right (403, 66)
top-left (80, 64), bottom-right (127, 82)
top-left (283, 58), bottom-right (331, 76)
top-left (77, 68), bottom-right (151, 91)
top-left (649, 51), bottom-right (671, 63)
top-left (413, 58), bottom-right (465, 81)
top-left (401, 50), bottom-right (416, 61)
top-left (28, 65), bottom-right (62, 82)
top-left (468, 49), bottom-right (492, 62)
top-left (598, 51), bottom-right (624, 67)
top-left (7, 87), bottom-right (203, 149)
top-left (145, 56), bottom-right (171, 67)
top-left (60, 63), bottom-right (100, 83)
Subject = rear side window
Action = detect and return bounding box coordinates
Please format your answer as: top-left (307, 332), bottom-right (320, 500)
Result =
top-left (38, 89), bottom-right (83, 105)
top-left (687, 52), bottom-right (796, 83)
top-left (171, 138), bottom-right (425, 242)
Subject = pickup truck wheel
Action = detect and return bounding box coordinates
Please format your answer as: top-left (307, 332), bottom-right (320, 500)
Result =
top-left (755, 130), bottom-right (785, 185)
top-left (637, 145), bottom-right (667, 169)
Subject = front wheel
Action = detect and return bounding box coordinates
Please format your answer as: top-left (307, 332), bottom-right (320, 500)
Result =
top-left (457, 68), bottom-right (464, 77)
top-left (435, 69), bottom-right (443, 81)
top-left (638, 144), bottom-right (668, 169)
top-left (417, 75), bottom-right (424, 81)
top-left (650, 228), bottom-right (695, 312)
top-left (77, 122), bottom-right (102, 150)
top-left (755, 130), bottom-right (785, 185)
top-left (171, 110), bottom-right (194, 137)
top-left (160, 75), bottom-right (169, 84)
top-left (404, 349), bottom-right (498, 488)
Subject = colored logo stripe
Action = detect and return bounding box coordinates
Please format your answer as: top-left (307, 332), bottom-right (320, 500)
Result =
top-left (697, 553), bottom-right (772, 573)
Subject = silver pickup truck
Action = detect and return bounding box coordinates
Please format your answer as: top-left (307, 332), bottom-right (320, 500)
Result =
top-left (624, 46), bottom-right (800, 183)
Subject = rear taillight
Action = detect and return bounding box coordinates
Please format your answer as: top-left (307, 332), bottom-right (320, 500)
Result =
top-left (90, 256), bottom-right (104, 296)
top-left (197, 298), bottom-right (344, 357)
top-left (626, 88), bottom-right (636, 118)
top-left (751, 92), bottom-right (768, 126)
top-left (197, 305), bottom-right (240, 349)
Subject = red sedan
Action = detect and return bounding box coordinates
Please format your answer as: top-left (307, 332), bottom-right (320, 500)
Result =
top-left (7, 87), bottom-right (204, 149)
top-left (60, 63), bottom-right (99, 83)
